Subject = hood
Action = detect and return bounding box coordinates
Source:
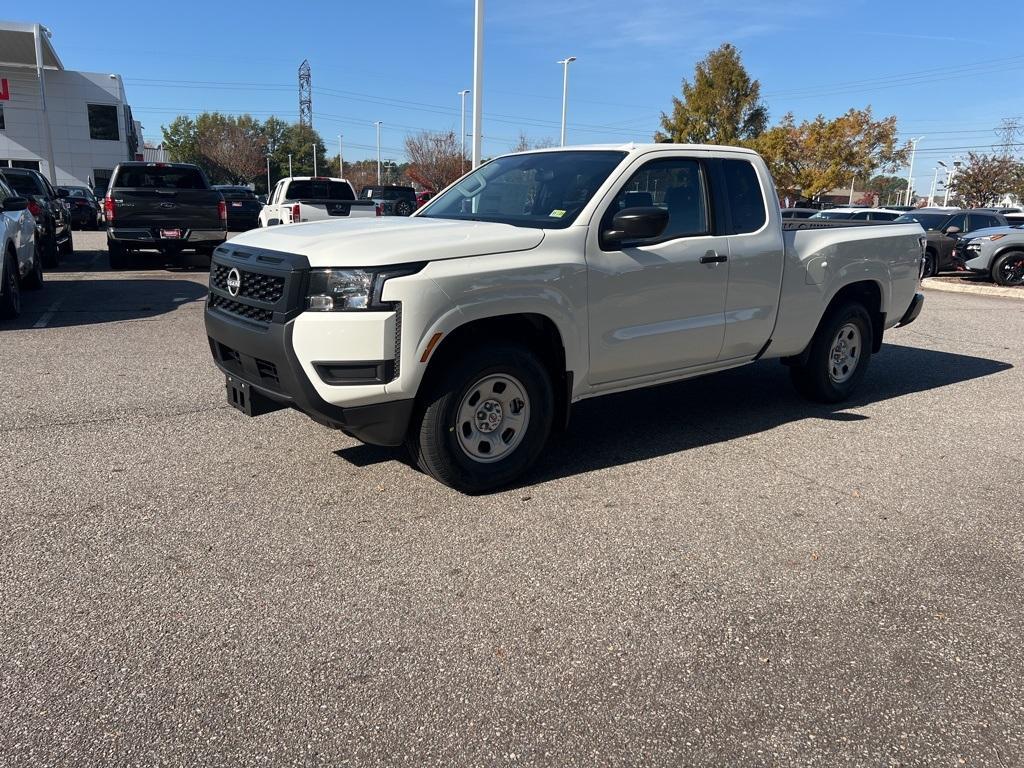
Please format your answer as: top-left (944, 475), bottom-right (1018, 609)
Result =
top-left (962, 224), bottom-right (1024, 241)
top-left (229, 216), bottom-right (545, 267)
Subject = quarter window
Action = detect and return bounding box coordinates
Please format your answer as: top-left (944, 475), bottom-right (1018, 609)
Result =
top-left (721, 158), bottom-right (766, 233)
top-left (606, 157), bottom-right (709, 243)
top-left (88, 104), bottom-right (120, 141)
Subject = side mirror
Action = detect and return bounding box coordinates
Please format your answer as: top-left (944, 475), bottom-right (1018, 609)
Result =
top-left (57, 188), bottom-right (70, 198)
top-left (944, 225), bottom-right (961, 236)
top-left (603, 206), bottom-right (670, 243)
top-left (2, 196), bottom-right (29, 212)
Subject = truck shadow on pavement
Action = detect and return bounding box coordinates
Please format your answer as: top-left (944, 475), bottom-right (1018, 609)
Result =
top-left (527, 344), bottom-right (1011, 486)
top-left (338, 344), bottom-right (1011, 488)
top-left (6, 278), bottom-right (208, 330)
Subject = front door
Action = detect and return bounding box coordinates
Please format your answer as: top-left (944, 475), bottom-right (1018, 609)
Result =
top-left (585, 155), bottom-right (730, 385)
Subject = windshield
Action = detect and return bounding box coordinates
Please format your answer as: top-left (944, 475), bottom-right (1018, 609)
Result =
top-left (420, 150), bottom-right (627, 229)
top-left (894, 212), bottom-right (949, 230)
top-left (809, 210), bottom-right (853, 220)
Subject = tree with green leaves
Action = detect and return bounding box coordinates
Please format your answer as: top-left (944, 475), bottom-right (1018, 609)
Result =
top-left (655, 43), bottom-right (768, 145)
top-left (753, 108), bottom-right (909, 199)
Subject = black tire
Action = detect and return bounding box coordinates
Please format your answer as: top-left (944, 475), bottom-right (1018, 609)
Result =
top-left (41, 231), bottom-right (59, 268)
top-left (922, 249), bottom-right (937, 278)
top-left (1, 252), bottom-right (21, 320)
top-left (60, 230), bottom-right (74, 256)
top-left (108, 240), bottom-right (129, 270)
top-left (23, 245), bottom-right (44, 290)
top-left (790, 302), bottom-right (873, 403)
top-left (395, 200), bottom-right (414, 217)
top-left (991, 251), bottom-right (1024, 287)
top-left (407, 344), bottom-right (554, 493)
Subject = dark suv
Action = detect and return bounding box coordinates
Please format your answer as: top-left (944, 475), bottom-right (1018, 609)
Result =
top-left (893, 208), bottom-right (1007, 276)
top-left (1, 168), bottom-right (72, 267)
top-left (360, 185), bottom-right (417, 216)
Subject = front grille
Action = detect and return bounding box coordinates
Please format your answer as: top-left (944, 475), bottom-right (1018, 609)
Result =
top-left (209, 293), bottom-right (273, 323)
top-left (210, 264), bottom-right (285, 303)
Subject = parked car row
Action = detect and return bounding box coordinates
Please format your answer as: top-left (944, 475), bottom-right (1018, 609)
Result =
top-left (0, 174), bottom-right (45, 320)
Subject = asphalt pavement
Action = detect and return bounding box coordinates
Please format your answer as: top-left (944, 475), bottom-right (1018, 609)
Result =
top-left (2, 231), bottom-right (1022, 766)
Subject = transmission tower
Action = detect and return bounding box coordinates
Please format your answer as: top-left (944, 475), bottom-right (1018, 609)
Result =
top-left (298, 59), bottom-right (312, 130)
top-left (994, 117), bottom-right (1022, 158)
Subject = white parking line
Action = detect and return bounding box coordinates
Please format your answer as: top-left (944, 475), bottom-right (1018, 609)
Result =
top-left (32, 297), bottom-right (64, 329)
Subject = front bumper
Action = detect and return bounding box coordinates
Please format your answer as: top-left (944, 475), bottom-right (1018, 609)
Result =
top-left (203, 245), bottom-right (412, 446)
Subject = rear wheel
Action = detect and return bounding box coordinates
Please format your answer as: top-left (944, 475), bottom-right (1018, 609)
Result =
top-left (23, 244), bottom-right (44, 290)
top-left (41, 231), bottom-right (59, 268)
top-left (790, 302), bottom-right (873, 403)
top-left (922, 249), bottom-right (937, 278)
top-left (108, 240), bottom-right (129, 270)
top-left (407, 344), bottom-right (554, 493)
top-left (60, 230), bottom-right (74, 256)
top-left (1, 253), bottom-right (21, 320)
top-left (991, 251), bottom-right (1024, 286)
top-left (395, 200), bottom-right (414, 217)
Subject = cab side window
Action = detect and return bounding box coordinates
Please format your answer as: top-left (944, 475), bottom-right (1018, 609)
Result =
top-left (946, 213), bottom-right (967, 231)
top-left (604, 158), bottom-right (709, 246)
top-left (721, 158), bottom-right (766, 233)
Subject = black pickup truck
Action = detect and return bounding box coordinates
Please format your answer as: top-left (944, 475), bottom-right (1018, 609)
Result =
top-left (105, 162), bottom-right (227, 269)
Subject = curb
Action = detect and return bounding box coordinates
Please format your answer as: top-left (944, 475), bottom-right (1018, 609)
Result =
top-left (922, 279), bottom-right (1024, 301)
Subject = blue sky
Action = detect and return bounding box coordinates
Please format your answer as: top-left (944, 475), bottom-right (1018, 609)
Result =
top-left (8, 0), bottom-right (1024, 174)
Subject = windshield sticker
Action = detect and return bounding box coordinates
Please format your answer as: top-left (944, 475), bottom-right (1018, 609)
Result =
top-left (550, 209), bottom-right (566, 218)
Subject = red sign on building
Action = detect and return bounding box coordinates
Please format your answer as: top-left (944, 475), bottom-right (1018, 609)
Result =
top-left (0, 79), bottom-right (10, 101)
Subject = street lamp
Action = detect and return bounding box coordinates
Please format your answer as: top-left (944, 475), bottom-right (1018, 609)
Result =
top-left (458, 89), bottom-right (470, 173)
top-left (338, 134), bottom-right (344, 178)
top-left (945, 160), bottom-right (961, 206)
top-left (471, 0), bottom-right (484, 169)
top-left (374, 121), bottom-right (383, 184)
top-left (557, 55), bottom-right (577, 147)
top-left (905, 136), bottom-right (923, 206)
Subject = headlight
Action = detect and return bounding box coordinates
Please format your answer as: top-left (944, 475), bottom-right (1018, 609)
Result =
top-left (305, 264), bottom-right (425, 311)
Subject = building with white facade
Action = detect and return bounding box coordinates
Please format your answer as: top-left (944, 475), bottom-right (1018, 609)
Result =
top-left (0, 20), bottom-right (140, 192)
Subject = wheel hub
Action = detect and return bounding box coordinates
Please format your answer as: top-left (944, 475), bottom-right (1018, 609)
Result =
top-left (828, 322), bottom-right (861, 384)
top-left (475, 400), bottom-right (504, 433)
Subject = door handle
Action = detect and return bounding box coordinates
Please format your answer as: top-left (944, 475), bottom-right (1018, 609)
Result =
top-left (699, 251), bottom-right (728, 264)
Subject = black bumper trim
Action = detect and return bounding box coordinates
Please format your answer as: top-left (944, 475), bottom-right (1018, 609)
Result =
top-left (205, 308), bottom-right (413, 446)
top-left (896, 292), bottom-right (924, 328)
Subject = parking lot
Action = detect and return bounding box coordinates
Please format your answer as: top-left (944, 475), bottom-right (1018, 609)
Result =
top-left (2, 230), bottom-right (1023, 765)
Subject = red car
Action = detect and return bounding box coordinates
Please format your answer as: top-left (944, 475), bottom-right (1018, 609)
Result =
top-left (416, 190), bottom-right (435, 208)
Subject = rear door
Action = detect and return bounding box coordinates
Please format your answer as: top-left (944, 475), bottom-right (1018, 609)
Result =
top-left (111, 165), bottom-right (222, 230)
top-left (585, 153), bottom-right (730, 384)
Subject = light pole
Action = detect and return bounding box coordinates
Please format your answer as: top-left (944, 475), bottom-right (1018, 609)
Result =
top-left (905, 136), bottom-right (923, 206)
top-left (265, 152), bottom-right (272, 195)
top-left (288, 153), bottom-right (293, 178)
top-left (458, 89), bottom-right (470, 173)
top-left (848, 175), bottom-right (856, 205)
top-left (928, 165), bottom-right (941, 206)
top-left (945, 160), bottom-right (961, 206)
top-left (338, 134), bottom-right (344, 178)
top-left (374, 121), bottom-right (383, 184)
top-left (471, 0), bottom-right (484, 169)
top-left (312, 143), bottom-right (318, 177)
top-left (557, 55), bottom-right (577, 147)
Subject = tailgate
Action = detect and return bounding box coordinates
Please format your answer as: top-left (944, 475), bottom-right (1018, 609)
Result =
top-left (294, 199), bottom-right (377, 221)
top-left (111, 189), bottom-right (223, 230)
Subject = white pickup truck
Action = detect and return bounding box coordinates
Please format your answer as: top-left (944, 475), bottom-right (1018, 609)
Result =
top-left (206, 144), bottom-right (925, 492)
top-left (258, 176), bottom-right (378, 227)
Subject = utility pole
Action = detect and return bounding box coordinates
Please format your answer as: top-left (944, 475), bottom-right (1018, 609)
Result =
top-left (557, 56), bottom-right (577, 147)
top-left (288, 154), bottom-right (293, 178)
top-left (848, 175), bottom-right (855, 205)
top-left (471, 0), bottom-right (484, 169)
top-left (313, 143), bottom-right (318, 177)
top-left (265, 152), bottom-right (272, 195)
top-left (458, 89), bottom-right (470, 173)
top-left (905, 136), bottom-right (923, 206)
top-left (338, 134), bottom-right (344, 178)
top-left (374, 121), bottom-right (383, 184)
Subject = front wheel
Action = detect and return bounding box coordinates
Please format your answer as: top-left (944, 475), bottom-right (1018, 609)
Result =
top-left (991, 251), bottom-right (1024, 286)
top-left (23, 245), bottom-right (44, 290)
top-left (60, 230), bottom-right (74, 256)
top-left (922, 250), bottom-right (937, 278)
top-left (407, 344), bottom-right (554, 493)
top-left (790, 302), bottom-right (873, 403)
